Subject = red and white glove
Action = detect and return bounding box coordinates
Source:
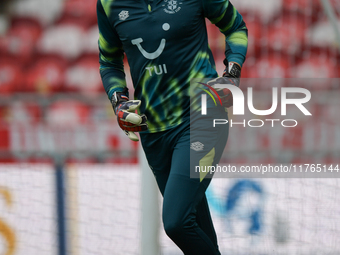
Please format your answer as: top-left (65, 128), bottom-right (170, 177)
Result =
top-left (111, 89), bottom-right (148, 141)
top-left (207, 61), bottom-right (241, 108)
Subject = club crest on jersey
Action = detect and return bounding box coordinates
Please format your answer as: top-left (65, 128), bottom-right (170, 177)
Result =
top-left (118, 10), bottom-right (129, 21)
top-left (163, 0), bottom-right (182, 14)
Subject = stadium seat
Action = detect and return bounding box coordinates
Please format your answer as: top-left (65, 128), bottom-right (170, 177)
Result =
top-left (62, 0), bottom-right (97, 27)
top-left (284, 0), bottom-right (315, 13)
top-left (24, 55), bottom-right (67, 94)
top-left (0, 17), bottom-right (42, 65)
top-left (243, 55), bottom-right (291, 80)
top-left (233, 0), bottom-right (282, 23)
top-left (267, 15), bottom-right (306, 55)
top-left (64, 55), bottom-right (103, 95)
top-left (10, 0), bottom-right (63, 26)
top-left (307, 19), bottom-right (340, 49)
top-left (284, 0), bottom-right (339, 13)
top-left (0, 58), bottom-right (23, 94)
top-left (293, 55), bottom-right (338, 81)
top-left (4, 101), bottom-right (41, 124)
top-left (46, 100), bottom-right (90, 126)
top-left (37, 23), bottom-right (85, 60)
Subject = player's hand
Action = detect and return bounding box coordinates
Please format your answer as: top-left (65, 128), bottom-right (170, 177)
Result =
top-left (112, 90), bottom-right (148, 142)
top-left (207, 62), bottom-right (241, 108)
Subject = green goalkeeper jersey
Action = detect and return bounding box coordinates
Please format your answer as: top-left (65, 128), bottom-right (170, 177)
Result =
top-left (97, 0), bottom-right (248, 133)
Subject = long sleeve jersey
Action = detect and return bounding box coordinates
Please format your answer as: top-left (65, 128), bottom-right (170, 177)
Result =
top-left (97, 0), bottom-right (248, 133)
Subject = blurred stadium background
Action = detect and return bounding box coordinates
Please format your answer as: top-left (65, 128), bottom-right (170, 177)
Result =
top-left (0, 0), bottom-right (339, 254)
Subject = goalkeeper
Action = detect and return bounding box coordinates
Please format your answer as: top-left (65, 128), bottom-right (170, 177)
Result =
top-left (97, 0), bottom-right (247, 254)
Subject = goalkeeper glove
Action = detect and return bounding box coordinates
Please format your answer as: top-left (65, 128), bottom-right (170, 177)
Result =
top-left (111, 88), bottom-right (148, 141)
top-left (207, 61), bottom-right (241, 108)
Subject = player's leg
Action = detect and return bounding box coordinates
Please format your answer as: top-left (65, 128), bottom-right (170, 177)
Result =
top-left (162, 170), bottom-right (218, 255)
top-left (140, 132), bottom-right (173, 195)
top-left (196, 194), bottom-right (218, 249)
top-left (194, 108), bottom-right (229, 250)
top-left (141, 127), bottom-right (217, 252)
top-left (162, 108), bottom-right (228, 255)
top-left (162, 146), bottom-right (224, 254)
top-left (141, 125), bottom-right (222, 254)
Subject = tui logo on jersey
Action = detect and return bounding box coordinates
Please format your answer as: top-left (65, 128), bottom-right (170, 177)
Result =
top-left (131, 23), bottom-right (170, 60)
top-left (131, 23), bottom-right (170, 76)
top-left (163, 0), bottom-right (182, 14)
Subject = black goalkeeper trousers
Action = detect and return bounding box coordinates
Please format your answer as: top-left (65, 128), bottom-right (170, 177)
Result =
top-left (140, 108), bottom-right (229, 255)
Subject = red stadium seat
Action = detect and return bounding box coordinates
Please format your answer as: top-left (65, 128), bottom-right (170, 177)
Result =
top-left (62, 0), bottom-right (97, 27)
top-left (4, 101), bottom-right (41, 124)
top-left (37, 24), bottom-right (85, 60)
top-left (233, 0), bottom-right (282, 23)
top-left (284, 0), bottom-right (315, 13)
top-left (0, 17), bottom-right (42, 65)
top-left (24, 55), bottom-right (67, 94)
top-left (10, 0), bottom-right (64, 26)
top-left (267, 16), bottom-right (306, 55)
top-left (55, 13), bottom-right (94, 31)
top-left (307, 19), bottom-right (340, 49)
top-left (293, 55), bottom-right (338, 81)
top-left (10, 17), bottom-right (42, 40)
top-left (46, 100), bottom-right (90, 126)
top-left (244, 55), bottom-right (290, 79)
top-left (0, 58), bottom-right (23, 94)
top-left (65, 55), bottom-right (102, 95)
top-left (284, 0), bottom-right (338, 14)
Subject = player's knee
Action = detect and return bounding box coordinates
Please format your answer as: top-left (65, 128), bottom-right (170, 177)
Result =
top-left (163, 218), bottom-right (183, 238)
top-left (163, 214), bottom-right (186, 238)
top-left (163, 215), bottom-right (195, 239)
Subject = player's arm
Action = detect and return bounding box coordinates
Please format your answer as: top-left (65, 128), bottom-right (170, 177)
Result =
top-left (203, 0), bottom-right (248, 71)
top-left (203, 0), bottom-right (248, 107)
top-left (97, 0), bottom-right (126, 98)
top-left (97, 0), bottom-right (147, 141)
